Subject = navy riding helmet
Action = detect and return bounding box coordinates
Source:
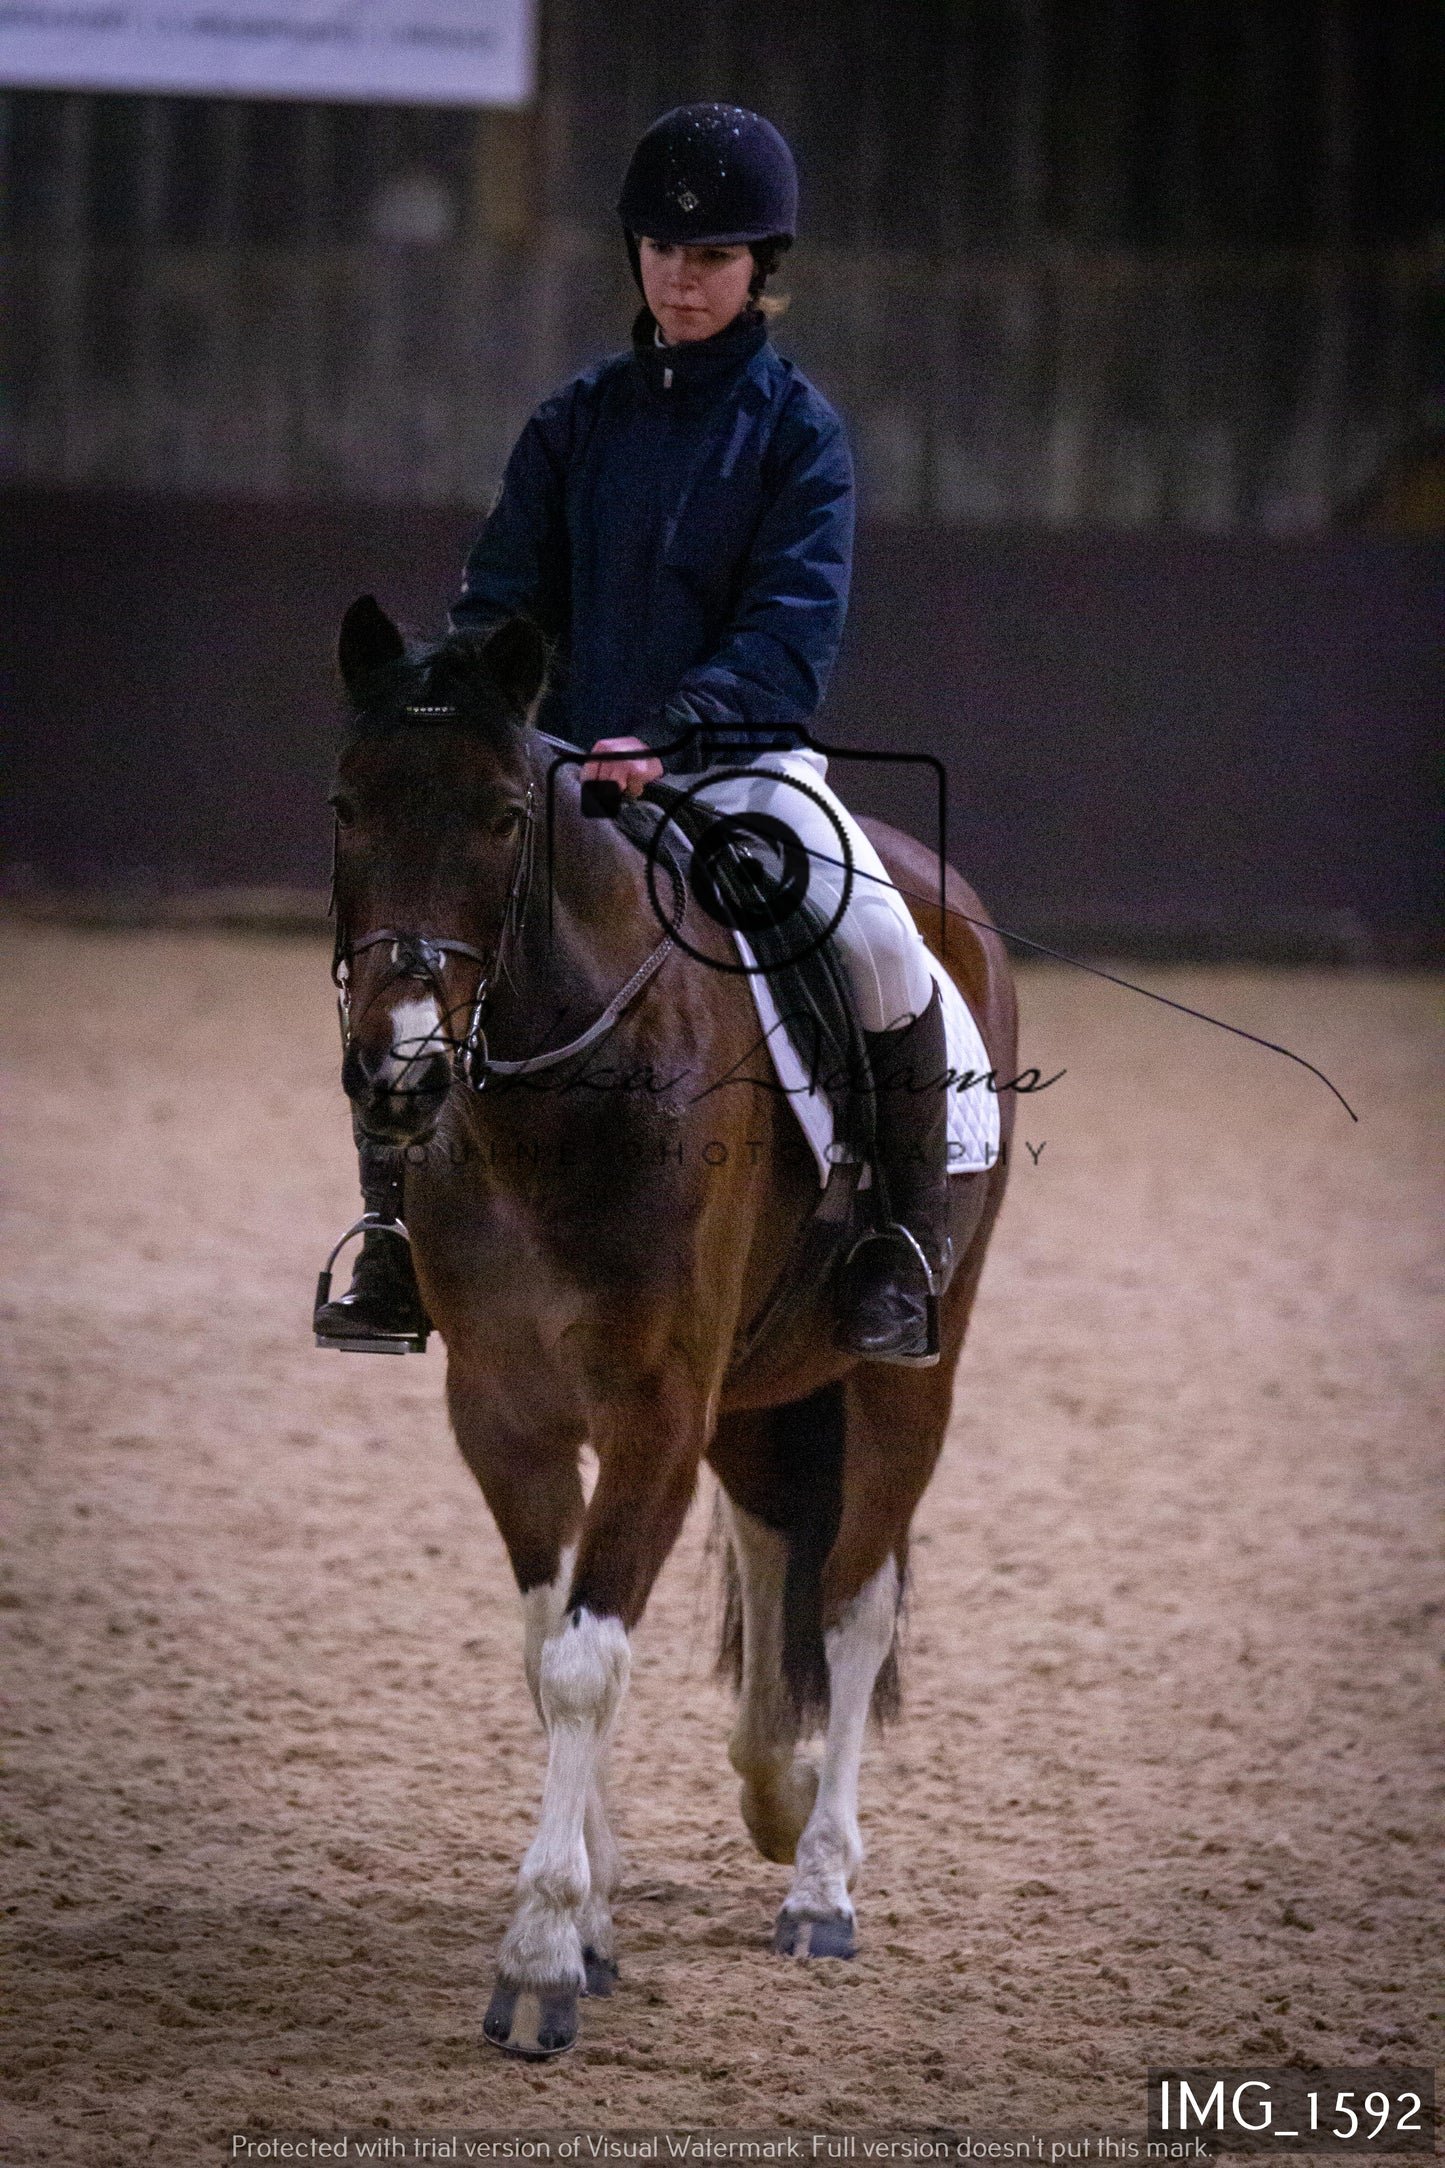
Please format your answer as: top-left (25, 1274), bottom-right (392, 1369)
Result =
top-left (618, 102), bottom-right (799, 247)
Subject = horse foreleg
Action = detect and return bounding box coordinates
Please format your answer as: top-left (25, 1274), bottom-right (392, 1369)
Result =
top-left (486, 1369), bottom-right (704, 2054)
top-left (519, 1543), bottom-right (623, 1994)
top-left (485, 1603), bottom-right (630, 2057)
top-left (578, 1758), bottom-right (623, 1997)
top-left (520, 1551), bottom-right (623, 1999)
top-left (721, 1496), bottom-right (819, 1864)
top-left (445, 1388), bottom-right (611, 2056)
top-left (773, 1552), bottom-right (900, 1960)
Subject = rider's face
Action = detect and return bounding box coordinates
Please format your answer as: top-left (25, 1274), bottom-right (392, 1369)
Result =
top-left (638, 237), bottom-right (755, 344)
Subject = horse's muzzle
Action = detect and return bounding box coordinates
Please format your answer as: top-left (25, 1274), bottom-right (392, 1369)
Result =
top-left (342, 1040), bottom-right (453, 1143)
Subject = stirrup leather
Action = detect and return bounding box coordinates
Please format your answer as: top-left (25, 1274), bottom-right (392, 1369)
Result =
top-left (313, 1213), bottom-right (430, 1355)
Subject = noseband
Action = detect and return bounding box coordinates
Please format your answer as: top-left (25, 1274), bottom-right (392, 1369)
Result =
top-left (335, 926), bottom-right (497, 1088)
top-left (331, 780), bottom-right (683, 1090)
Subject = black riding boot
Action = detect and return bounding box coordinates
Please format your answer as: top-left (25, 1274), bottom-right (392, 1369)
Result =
top-left (312, 1133), bottom-right (430, 1352)
top-left (834, 985), bottom-right (952, 1366)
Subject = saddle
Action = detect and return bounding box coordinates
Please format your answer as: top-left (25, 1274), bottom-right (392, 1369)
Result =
top-left (611, 777), bottom-right (878, 1366)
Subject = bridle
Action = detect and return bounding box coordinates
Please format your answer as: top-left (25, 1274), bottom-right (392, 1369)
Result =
top-left (332, 772), bottom-right (532, 1090)
top-left (330, 763), bottom-right (684, 1091)
top-left (335, 924), bottom-right (499, 1089)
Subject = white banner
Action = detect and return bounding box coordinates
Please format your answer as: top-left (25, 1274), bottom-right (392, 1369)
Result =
top-left (0, 0), bottom-right (535, 105)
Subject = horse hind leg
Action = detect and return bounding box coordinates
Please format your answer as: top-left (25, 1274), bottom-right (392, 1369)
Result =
top-left (714, 1388), bottom-right (904, 1957)
top-left (719, 1495), bottom-right (819, 1864)
top-left (773, 1551), bottom-right (900, 1961)
top-left (774, 1357), bottom-right (947, 1959)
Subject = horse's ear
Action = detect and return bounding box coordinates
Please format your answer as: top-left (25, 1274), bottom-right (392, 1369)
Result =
top-left (338, 595), bottom-right (406, 698)
top-left (482, 616), bottom-right (548, 719)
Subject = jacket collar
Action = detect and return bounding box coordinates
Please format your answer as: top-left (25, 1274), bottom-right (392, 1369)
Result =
top-left (631, 306), bottom-right (770, 399)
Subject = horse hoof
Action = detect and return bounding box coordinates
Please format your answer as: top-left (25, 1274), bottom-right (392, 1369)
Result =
top-left (583, 1947), bottom-right (619, 1998)
top-left (773, 1908), bottom-right (856, 1960)
top-left (482, 1978), bottom-right (579, 2058)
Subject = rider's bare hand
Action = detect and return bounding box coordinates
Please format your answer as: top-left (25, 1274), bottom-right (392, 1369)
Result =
top-left (582, 736), bottom-right (664, 798)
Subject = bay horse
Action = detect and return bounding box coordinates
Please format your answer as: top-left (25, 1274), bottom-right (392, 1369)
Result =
top-left (327, 597), bottom-right (1017, 2058)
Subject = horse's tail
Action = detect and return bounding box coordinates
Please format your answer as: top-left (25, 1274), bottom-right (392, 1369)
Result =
top-left (715, 1380), bottom-right (903, 1730)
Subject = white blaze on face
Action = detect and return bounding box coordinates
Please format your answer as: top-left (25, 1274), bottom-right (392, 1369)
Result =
top-left (378, 996), bottom-right (442, 1087)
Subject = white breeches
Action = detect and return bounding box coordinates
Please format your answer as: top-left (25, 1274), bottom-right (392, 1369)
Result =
top-left (686, 749), bottom-right (935, 1034)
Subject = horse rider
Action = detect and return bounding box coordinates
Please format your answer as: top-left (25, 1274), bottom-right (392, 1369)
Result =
top-left (314, 102), bottom-right (951, 1366)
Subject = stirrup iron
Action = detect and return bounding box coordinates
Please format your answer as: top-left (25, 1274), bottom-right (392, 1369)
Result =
top-left (313, 1214), bottom-right (430, 1355)
top-left (840, 1221), bottom-right (948, 1366)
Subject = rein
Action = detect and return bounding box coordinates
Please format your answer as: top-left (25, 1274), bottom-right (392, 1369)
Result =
top-left (331, 775), bottom-right (685, 1090)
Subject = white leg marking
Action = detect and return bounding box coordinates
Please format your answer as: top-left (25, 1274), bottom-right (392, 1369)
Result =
top-left (517, 1549), bottom-right (620, 1973)
top-left (780, 1554), bottom-right (899, 1924)
top-left (578, 1768), bottom-right (622, 1970)
top-left (500, 1608), bottom-right (630, 1991)
top-left (522, 1544), bottom-right (576, 1721)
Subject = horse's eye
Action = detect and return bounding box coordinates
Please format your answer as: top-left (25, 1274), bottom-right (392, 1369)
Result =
top-left (330, 794), bottom-right (357, 828)
top-left (490, 809), bottom-right (522, 840)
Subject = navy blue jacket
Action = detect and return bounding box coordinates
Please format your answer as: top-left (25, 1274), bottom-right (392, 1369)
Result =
top-left (450, 309), bottom-right (854, 760)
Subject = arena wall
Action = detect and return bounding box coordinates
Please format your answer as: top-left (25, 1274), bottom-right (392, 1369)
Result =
top-left (3, 488), bottom-right (1438, 958)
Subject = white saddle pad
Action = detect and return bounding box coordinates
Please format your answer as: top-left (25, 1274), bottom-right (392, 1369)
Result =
top-left (733, 934), bottom-right (1003, 1188)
